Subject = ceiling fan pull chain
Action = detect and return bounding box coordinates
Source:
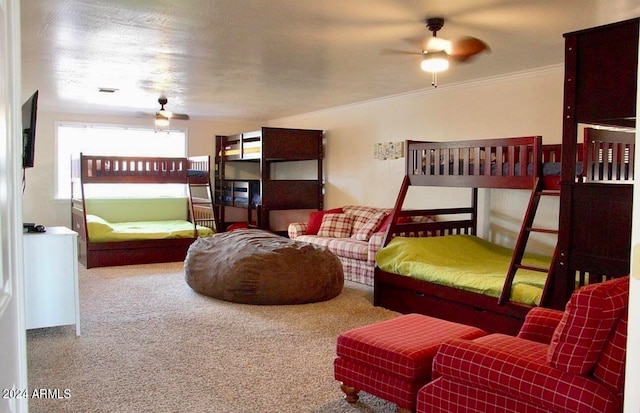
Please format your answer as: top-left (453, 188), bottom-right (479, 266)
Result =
top-left (432, 72), bottom-right (438, 87)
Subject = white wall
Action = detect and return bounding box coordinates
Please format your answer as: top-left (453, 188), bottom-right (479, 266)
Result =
top-left (269, 65), bottom-right (564, 253)
top-left (21, 112), bottom-right (261, 227)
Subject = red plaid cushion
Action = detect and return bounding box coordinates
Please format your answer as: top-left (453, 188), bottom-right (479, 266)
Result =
top-left (317, 213), bottom-right (353, 238)
top-left (517, 307), bottom-right (564, 344)
top-left (336, 314), bottom-right (486, 381)
top-left (548, 276), bottom-right (629, 375)
top-left (327, 238), bottom-right (367, 261)
top-left (305, 208), bottom-right (343, 235)
top-left (351, 211), bottom-right (387, 241)
top-left (418, 377), bottom-right (551, 413)
top-left (593, 310), bottom-right (628, 398)
top-left (432, 336), bottom-right (621, 413)
top-left (343, 206), bottom-right (388, 231)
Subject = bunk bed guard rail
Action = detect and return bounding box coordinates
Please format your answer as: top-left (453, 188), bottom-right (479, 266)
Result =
top-left (78, 154), bottom-right (193, 184)
top-left (406, 136), bottom-right (543, 189)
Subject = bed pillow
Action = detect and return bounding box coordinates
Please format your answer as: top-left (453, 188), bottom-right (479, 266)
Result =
top-left (352, 211), bottom-right (387, 241)
top-left (317, 213), bottom-right (353, 238)
top-left (85, 214), bottom-right (115, 239)
top-left (306, 208), bottom-right (343, 235)
top-left (547, 276), bottom-right (629, 375)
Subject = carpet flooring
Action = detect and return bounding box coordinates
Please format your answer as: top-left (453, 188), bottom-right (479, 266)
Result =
top-left (26, 262), bottom-right (400, 412)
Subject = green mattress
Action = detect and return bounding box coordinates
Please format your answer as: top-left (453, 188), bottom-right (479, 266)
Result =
top-left (86, 214), bottom-right (214, 242)
top-left (375, 234), bottom-right (551, 306)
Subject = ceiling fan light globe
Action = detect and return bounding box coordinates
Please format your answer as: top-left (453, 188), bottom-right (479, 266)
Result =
top-left (421, 53), bottom-right (449, 73)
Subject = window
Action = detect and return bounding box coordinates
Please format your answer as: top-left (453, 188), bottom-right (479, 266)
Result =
top-left (57, 123), bottom-right (187, 199)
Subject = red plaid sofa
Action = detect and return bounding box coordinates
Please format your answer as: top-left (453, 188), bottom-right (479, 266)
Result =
top-left (288, 206), bottom-right (392, 285)
top-left (417, 276), bottom-right (629, 413)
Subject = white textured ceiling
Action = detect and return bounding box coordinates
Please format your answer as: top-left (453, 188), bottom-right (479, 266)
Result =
top-left (20, 0), bottom-right (640, 121)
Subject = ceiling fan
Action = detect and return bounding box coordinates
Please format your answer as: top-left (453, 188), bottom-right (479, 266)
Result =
top-left (383, 17), bottom-right (489, 87)
top-left (153, 97), bottom-right (190, 127)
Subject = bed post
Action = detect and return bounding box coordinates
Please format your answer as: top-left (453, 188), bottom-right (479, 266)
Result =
top-left (382, 175), bottom-right (410, 247)
top-left (470, 188), bottom-right (478, 236)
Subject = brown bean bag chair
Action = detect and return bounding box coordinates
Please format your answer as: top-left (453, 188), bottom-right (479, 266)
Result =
top-left (184, 229), bottom-right (344, 304)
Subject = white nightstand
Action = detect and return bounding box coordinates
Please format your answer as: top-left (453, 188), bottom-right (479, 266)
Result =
top-left (23, 226), bottom-right (80, 335)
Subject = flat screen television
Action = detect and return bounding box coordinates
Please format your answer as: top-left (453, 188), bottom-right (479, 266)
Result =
top-left (22, 90), bottom-right (38, 168)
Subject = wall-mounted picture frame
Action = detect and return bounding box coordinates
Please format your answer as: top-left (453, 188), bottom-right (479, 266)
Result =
top-left (374, 141), bottom-right (404, 160)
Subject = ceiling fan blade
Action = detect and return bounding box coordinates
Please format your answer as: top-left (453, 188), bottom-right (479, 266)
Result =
top-left (402, 34), bottom-right (430, 51)
top-left (171, 113), bottom-right (190, 120)
top-left (135, 111), bottom-right (151, 118)
top-left (380, 48), bottom-right (422, 56)
top-left (448, 36), bottom-right (489, 62)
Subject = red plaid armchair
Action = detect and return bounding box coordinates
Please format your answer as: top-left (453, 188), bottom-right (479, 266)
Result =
top-left (417, 276), bottom-right (629, 413)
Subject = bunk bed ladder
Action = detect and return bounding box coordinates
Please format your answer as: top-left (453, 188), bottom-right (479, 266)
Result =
top-left (499, 178), bottom-right (559, 305)
top-left (187, 180), bottom-right (218, 233)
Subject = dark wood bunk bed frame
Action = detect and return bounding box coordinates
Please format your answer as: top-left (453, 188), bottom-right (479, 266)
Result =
top-left (554, 17), bottom-right (638, 310)
top-left (373, 132), bottom-right (634, 335)
top-left (215, 127), bottom-right (324, 233)
top-left (71, 154), bottom-right (216, 268)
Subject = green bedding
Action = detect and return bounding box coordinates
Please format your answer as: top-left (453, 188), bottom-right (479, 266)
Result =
top-left (86, 214), bottom-right (214, 242)
top-left (375, 234), bottom-right (551, 306)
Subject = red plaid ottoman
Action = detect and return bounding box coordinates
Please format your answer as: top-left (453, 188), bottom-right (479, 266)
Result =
top-left (334, 313), bottom-right (487, 413)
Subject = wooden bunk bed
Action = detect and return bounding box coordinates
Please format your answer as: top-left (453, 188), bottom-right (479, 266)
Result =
top-left (555, 17), bottom-right (638, 309)
top-left (215, 127), bottom-right (323, 232)
top-left (373, 132), bottom-right (634, 335)
top-left (71, 154), bottom-right (216, 268)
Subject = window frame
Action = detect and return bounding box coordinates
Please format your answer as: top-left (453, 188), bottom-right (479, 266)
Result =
top-left (55, 121), bottom-right (188, 200)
